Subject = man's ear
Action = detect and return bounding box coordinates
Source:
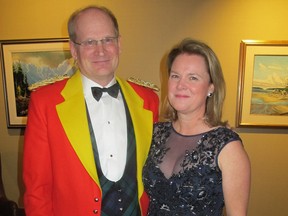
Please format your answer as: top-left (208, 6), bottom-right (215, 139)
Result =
top-left (69, 40), bottom-right (77, 59)
top-left (117, 35), bottom-right (122, 53)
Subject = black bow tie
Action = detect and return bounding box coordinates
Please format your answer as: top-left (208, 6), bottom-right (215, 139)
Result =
top-left (91, 82), bottom-right (120, 101)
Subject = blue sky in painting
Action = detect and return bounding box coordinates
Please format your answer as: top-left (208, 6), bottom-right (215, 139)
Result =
top-left (12, 51), bottom-right (76, 85)
top-left (12, 51), bottom-right (71, 68)
top-left (253, 55), bottom-right (288, 89)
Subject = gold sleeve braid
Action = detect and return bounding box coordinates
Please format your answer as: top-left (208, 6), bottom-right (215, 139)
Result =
top-left (127, 77), bottom-right (159, 92)
top-left (28, 75), bottom-right (70, 91)
top-left (28, 75), bottom-right (160, 92)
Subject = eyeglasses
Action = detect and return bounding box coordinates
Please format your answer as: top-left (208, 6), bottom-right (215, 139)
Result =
top-left (73, 36), bottom-right (118, 48)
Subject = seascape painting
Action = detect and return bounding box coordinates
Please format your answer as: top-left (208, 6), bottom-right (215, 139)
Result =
top-left (12, 51), bottom-right (76, 117)
top-left (250, 55), bottom-right (288, 116)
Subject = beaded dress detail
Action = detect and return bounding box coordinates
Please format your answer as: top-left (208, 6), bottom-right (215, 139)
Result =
top-left (143, 122), bottom-right (242, 216)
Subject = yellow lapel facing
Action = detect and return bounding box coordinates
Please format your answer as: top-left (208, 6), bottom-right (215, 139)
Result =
top-left (55, 75), bottom-right (153, 193)
top-left (117, 77), bottom-right (153, 196)
top-left (56, 71), bottom-right (99, 185)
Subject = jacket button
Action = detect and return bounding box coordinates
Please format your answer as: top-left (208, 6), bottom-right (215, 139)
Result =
top-left (94, 198), bottom-right (99, 202)
top-left (93, 209), bottom-right (98, 214)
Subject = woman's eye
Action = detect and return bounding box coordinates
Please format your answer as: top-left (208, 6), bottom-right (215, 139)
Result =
top-left (190, 76), bottom-right (198, 80)
top-left (170, 74), bottom-right (178, 79)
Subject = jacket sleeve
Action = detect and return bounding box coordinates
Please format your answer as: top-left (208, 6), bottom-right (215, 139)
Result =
top-left (23, 90), bottom-right (54, 216)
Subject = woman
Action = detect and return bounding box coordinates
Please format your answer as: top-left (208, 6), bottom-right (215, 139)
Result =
top-left (143, 38), bottom-right (251, 215)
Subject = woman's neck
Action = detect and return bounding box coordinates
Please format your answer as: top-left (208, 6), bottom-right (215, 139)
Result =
top-left (173, 115), bottom-right (212, 136)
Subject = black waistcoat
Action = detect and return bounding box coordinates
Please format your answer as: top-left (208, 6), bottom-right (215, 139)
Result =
top-left (87, 97), bottom-right (141, 216)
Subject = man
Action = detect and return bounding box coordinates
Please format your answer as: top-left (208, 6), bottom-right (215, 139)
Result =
top-left (23, 6), bottom-right (159, 216)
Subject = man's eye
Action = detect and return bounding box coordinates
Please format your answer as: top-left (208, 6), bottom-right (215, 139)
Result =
top-left (82, 40), bottom-right (95, 46)
top-left (103, 37), bottom-right (114, 44)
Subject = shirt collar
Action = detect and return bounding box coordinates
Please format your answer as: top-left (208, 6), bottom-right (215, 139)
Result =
top-left (81, 74), bottom-right (116, 92)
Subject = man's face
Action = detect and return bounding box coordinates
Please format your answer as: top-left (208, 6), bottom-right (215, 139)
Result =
top-left (70, 9), bottom-right (121, 85)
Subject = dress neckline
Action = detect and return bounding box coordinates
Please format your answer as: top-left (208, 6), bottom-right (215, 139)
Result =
top-left (171, 123), bottom-right (222, 137)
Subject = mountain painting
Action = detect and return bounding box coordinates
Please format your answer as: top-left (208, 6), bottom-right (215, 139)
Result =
top-left (12, 50), bottom-right (77, 117)
top-left (250, 55), bottom-right (288, 116)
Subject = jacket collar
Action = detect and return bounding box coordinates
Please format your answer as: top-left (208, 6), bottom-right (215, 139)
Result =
top-left (56, 71), bottom-right (153, 194)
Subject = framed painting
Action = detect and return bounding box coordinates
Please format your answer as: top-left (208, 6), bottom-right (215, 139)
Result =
top-left (236, 40), bottom-right (288, 128)
top-left (0, 38), bottom-right (77, 128)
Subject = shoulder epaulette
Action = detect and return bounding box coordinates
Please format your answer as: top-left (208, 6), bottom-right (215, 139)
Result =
top-left (28, 75), bottom-right (70, 91)
top-left (127, 77), bottom-right (160, 92)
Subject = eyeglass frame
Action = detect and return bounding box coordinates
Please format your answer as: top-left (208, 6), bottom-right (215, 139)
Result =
top-left (72, 36), bottom-right (119, 48)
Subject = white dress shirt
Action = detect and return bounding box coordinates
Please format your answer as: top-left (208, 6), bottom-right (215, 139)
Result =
top-left (82, 75), bottom-right (127, 182)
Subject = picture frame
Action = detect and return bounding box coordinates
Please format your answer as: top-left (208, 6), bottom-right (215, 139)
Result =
top-left (236, 40), bottom-right (288, 128)
top-left (0, 38), bottom-right (76, 128)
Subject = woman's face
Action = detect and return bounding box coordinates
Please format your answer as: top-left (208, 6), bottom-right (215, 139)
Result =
top-left (168, 53), bottom-right (214, 118)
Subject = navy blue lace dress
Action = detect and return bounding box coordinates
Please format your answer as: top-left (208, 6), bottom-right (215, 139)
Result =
top-left (143, 122), bottom-right (242, 216)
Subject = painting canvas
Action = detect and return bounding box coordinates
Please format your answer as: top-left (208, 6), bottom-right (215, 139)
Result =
top-left (1, 39), bottom-right (77, 127)
top-left (236, 40), bottom-right (288, 128)
top-left (250, 55), bottom-right (288, 116)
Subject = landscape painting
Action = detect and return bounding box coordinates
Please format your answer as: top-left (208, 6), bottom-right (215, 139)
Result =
top-left (236, 40), bottom-right (288, 128)
top-left (250, 55), bottom-right (288, 116)
top-left (1, 39), bottom-right (77, 127)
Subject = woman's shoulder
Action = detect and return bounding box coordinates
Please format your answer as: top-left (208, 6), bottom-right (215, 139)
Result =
top-left (213, 126), bottom-right (240, 136)
top-left (154, 121), bottom-right (172, 129)
top-left (207, 126), bottom-right (242, 144)
top-left (152, 122), bottom-right (172, 139)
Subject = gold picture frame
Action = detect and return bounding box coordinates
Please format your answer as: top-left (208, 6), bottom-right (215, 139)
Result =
top-left (0, 38), bottom-right (76, 128)
top-left (236, 40), bottom-right (288, 128)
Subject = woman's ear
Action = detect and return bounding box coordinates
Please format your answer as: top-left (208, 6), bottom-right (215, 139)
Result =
top-left (208, 83), bottom-right (215, 95)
